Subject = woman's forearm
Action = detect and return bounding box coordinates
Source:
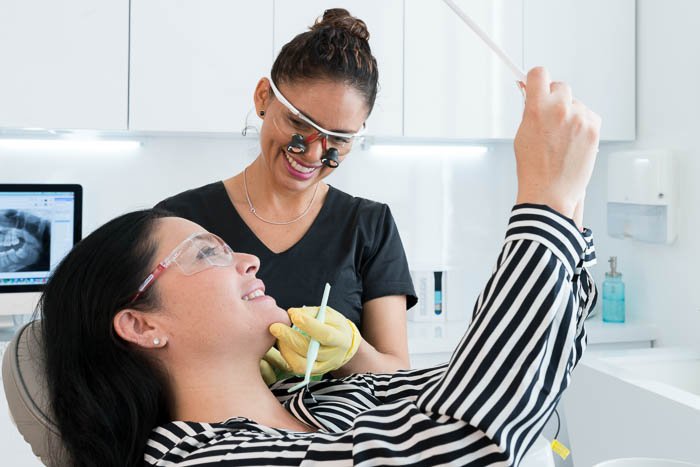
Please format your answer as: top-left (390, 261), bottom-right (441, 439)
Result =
top-left (413, 205), bottom-right (595, 461)
top-left (331, 340), bottom-right (410, 377)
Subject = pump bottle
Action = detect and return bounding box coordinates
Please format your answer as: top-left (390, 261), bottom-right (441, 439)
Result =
top-left (602, 256), bottom-right (625, 323)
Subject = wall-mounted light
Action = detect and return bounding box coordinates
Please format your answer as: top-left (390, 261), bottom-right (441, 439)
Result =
top-left (369, 144), bottom-right (489, 158)
top-left (0, 139), bottom-right (142, 152)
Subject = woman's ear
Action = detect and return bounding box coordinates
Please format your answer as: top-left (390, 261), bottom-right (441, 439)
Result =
top-left (254, 77), bottom-right (272, 119)
top-left (113, 309), bottom-right (167, 349)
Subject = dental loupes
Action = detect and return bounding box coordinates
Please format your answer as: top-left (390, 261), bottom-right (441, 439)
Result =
top-left (288, 282), bottom-right (331, 393)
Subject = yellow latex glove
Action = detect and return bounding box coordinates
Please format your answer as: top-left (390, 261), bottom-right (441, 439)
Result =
top-left (259, 347), bottom-right (292, 385)
top-left (269, 305), bottom-right (361, 376)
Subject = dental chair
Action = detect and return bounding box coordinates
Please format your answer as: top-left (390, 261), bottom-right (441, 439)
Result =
top-left (1, 320), bottom-right (67, 465)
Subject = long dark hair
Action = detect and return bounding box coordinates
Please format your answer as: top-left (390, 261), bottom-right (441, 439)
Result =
top-left (271, 8), bottom-right (379, 114)
top-left (39, 209), bottom-right (173, 466)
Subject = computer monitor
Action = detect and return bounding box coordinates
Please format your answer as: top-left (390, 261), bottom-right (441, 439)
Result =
top-left (0, 184), bottom-right (82, 294)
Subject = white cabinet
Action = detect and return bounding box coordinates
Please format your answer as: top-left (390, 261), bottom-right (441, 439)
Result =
top-left (129, 0), bottom-right (273, 132)
top-left (273, 1), bottom-right (404, 137)
top-left (0, 0), bottom-right (635, 138)
top-left (0, 0), bottom-right (128, 130)
top-left (404, 0), bottom-right (524, 140)
top-left (524, 0), bottom-right (636, 141)
top-left (405, 0), bottom-right (635, 141)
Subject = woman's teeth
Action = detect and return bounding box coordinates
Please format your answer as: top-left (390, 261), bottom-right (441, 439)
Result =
top-left (285, 153), bottom-right (316, 174)
top-left (243, 289), bottom-right (265, 301)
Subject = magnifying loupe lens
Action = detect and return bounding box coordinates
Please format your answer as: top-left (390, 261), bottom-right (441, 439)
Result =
top-left (322, 148), bottom-right (340, 168)
top-left (287, 134), bottom-right (306, 154)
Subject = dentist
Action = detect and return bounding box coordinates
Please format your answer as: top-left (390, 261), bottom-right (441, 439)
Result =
top-left (156, 9), bottom-right (415, 377)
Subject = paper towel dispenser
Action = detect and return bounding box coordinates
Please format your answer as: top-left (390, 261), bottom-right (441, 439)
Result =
top-left (607, 150), bottom-right (678, 244)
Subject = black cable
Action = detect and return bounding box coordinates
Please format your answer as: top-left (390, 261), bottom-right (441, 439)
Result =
top-left (553, 408), bottom-right (561, 440)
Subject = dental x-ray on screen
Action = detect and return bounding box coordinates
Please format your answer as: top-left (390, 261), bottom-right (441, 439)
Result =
top-left (0, 185), bottom-right (82, 293)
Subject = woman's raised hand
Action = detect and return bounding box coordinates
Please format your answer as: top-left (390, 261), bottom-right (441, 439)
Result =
top-left (514, 67), bottom-right (601, 221)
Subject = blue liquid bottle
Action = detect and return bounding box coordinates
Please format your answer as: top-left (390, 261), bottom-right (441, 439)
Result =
top-left (434, 271), bottom-right (443, 316)
top-left (602, 256), bottom-right (625, 323)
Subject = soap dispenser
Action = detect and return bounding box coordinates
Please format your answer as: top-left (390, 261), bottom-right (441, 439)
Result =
top-left (602, 256), bottom-right (625, 323)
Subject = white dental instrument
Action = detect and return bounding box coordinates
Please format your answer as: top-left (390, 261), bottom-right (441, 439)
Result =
top-left (288, 282), bottom-right (331, 393)
top-left (441, 0), bottom-right (527, 84)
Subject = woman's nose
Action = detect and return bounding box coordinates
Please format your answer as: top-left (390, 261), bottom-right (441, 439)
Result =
top-left (235, 253), bottom-right (260, 275)
top-left (305, 137), bottom-right (324, 161)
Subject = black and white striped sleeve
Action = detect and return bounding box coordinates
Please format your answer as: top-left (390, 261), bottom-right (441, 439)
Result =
top-left (413, 203), bottom-right (597, 464)
top-left (145, 204), bottom-right (597, 466)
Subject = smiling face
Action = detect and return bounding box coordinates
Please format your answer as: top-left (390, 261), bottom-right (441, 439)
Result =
top-left (256, 78), bottom-right (368, 192)
top-left (146, 217), bottom-right (290, 360)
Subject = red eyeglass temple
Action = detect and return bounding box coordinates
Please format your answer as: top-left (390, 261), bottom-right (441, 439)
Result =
top-left (128, 263), bottom-right (168, 304)
top-left (304, 132), bottom-right (328, 150)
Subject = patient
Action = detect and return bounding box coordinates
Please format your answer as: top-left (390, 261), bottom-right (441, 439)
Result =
top-left (39, 68), bottom-right (600, 466)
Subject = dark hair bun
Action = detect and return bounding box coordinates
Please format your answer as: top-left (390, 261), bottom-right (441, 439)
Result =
top-left (272, 7), bottom-right (379, 113)
top-left (312, 8), bottom-right (370, 41)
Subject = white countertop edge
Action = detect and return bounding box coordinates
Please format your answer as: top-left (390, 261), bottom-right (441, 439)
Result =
top-left (581, 348), bottom-right (700, 411)
top-left (407, 316), bottom-right (659, 355)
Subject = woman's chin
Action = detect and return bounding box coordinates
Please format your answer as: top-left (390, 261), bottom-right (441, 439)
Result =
top-left (259, 301), bottom-right (291, 327)
top-left (273, 305), bottom-right (292, 326)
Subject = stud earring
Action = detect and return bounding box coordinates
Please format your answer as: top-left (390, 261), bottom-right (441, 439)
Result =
top-left (153, 338), bottom-right (160, 345)
top-left (259, 110), bottom-right (265, 116)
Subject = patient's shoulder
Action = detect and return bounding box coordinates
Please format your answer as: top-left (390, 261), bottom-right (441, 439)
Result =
top-left (144, 419), bottom-right (313, 465)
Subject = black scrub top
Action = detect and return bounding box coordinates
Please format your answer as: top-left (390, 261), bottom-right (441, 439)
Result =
top-left (155, 182), bottom-right (417, 329)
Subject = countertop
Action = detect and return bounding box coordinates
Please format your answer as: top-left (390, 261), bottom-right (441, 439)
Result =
top-left (408, 315), bottom-right (658, 355)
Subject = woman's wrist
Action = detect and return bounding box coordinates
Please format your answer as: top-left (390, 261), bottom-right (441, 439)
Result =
top-left (515, 191), bottom-right (577, 220)
top-left (573, 197), bottom-right (585, 232)
top-left (332, 340), bottom-right (410, 377)
top-left (332, 339), bottom-right (371, 377)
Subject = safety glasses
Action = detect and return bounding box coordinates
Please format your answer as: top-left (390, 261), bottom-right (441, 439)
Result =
top-left (268, 78), bottom-right (366, 140)
top-left (268, 78), bottom-right (365, 168)
top-left (129, 231), bottom-right (234, 304)
top-left (272, 112), bottom-right (354, 152)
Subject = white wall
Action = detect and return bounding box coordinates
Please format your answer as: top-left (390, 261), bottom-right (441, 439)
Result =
top-left (3, 135), bottom-right (255, 234)
top-left (580, 0), bottom-right (700, 350)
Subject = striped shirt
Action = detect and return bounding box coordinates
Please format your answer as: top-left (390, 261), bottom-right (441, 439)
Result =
top-left (145, 204), bottom-right (597, 466)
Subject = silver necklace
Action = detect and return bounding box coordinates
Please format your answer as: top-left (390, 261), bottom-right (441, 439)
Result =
top-left (243, 167), bottom-right (320, 225)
